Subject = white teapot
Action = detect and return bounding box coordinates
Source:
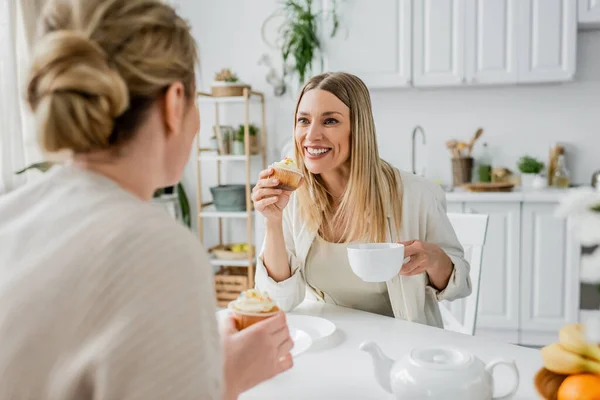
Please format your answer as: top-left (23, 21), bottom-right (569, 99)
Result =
top-left (360, 341), bottom-right (520, 400)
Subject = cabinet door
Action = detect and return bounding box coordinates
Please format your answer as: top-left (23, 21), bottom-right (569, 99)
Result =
top-left (413, 0), bottom-right (466, 86)
top-left (465, 0), bottom-right (518, 84)
top-left (321, 0), bottom-right (412, 88)
top-left (463, 202), bottom-right (521, 332)
top-left (520, 203), bottom-right (580, 336)
top-left (578, 0), bottom-right (600, 25)
top-left (517, 0), bottom-right (577, 83)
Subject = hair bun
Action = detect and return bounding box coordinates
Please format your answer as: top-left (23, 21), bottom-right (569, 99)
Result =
top-left (27, 30), bottom-right (129, 153)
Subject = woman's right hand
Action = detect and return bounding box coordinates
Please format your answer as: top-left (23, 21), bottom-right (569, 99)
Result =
top-left (252, 168), bottom-right (293, 221)
top-left (220, 312), bottom-right (294, 399)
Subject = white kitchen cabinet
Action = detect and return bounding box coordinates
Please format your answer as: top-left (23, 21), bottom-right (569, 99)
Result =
top-left (517, 0), bottom-right (577, 83)
top-left (463, 202), bottom-right (521, 343)
top-left (520, 203), bottom-right (580, 346)
top-left (413, 0), bottom-right (466, 86)
top-left (321, 0), bottom-right (412, 88)
top-left (578, 0), bottom-right (600, 27)
top-left (465, 0), bottom-right (519, 84)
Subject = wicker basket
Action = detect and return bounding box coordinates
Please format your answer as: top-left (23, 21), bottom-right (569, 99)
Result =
top-left (209, 244), bottom-right (255, 260)
top-left (452, 157), bottom-right (474, 186)
top-left (211, 82), bottom-right (251, 97)
top-left (214, 267), bottom-right (249, 307)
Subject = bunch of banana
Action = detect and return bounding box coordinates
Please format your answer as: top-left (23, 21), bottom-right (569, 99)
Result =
top-left (541, 324), bottom-right (600, 375)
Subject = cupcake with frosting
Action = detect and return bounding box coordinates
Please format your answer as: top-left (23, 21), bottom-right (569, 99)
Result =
top-left (269, 157), bottom-right (303, 191)
top-left (228, 289), bottom-right (280, 330)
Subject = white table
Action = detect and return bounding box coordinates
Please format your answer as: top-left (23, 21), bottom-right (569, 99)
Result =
top-left (240, 301), bottom-right (541, 399)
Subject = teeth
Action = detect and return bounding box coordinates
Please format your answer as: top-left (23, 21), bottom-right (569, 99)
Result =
top-left (306, 148), bottom-right (330, 155)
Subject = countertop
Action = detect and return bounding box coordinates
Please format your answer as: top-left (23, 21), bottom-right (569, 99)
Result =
top-left (444, 187), bottom-right (579, 203)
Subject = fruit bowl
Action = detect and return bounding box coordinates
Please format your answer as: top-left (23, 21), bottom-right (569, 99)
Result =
top-left (209, 243), bottom-right (255, 260)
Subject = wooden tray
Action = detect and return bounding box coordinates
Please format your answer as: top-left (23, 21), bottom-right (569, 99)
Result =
top-left (462, 182), bottom-right (514, 192)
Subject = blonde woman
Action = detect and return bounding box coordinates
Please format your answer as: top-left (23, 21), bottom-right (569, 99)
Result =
top-left (252, 72), bottom-right (470, 327)
top-left (0, 0), bottom-right (292, 399)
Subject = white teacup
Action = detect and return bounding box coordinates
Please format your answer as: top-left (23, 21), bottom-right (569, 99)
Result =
top-left (347, 243), bottom-right (408, 282)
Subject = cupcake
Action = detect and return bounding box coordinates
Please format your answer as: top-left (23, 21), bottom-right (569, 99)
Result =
top-left (228, 289), bottom-right (280, 330)
top-left (269, 157), bottom-right (303, 191)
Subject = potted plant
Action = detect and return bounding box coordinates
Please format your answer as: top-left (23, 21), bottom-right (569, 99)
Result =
top-left (235, 123), bottom-right (260, 154)
top-left (264, 0), bottom-right (339, 90)
top-left (517, 155), bottom-right (545, 190)
top-left (232, 129), bottom-right (245, 155)
top-left (211, 68), bottom-right (250, 97)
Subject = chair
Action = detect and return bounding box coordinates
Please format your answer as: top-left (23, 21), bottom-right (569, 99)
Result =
top-left (439, 213), bottom-right (489, 335)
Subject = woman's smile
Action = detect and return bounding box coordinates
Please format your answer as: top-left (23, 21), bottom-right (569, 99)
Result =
top-left (304, 145), bottom-right (332, 159)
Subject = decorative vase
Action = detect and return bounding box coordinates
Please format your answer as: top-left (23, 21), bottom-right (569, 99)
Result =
top-left (520, 173), bottom-right (538, 190)
top-left (232, 141), bottom-right (245, 156)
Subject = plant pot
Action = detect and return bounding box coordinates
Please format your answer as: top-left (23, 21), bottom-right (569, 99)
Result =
top-left (250, 135), bottom-right (260, 154)
top-left (232, 141), bottom-right (245, 155)
top-left (452, 157), bottom-right (474, 186)
top-left (209, 137), bottom-right (219, 152)
top-left (520, 173), bottom-right (539, 190)
top-left (211, 81), bottom-right (251, 97)
top-left (210, 184), bottom-right (255, 212)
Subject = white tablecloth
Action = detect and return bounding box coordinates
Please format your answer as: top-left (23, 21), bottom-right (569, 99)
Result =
top-left (240, 301), bottom-right (541, 399)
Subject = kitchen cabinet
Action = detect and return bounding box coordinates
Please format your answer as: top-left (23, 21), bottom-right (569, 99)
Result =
top-left (578, 0), bottom-right (600, 28)
top-left (517, 0), bottom-right (577, 83)
top-left (445, 194), bottom-right (581, 346)
top-left (321, 0), bottom-right (412, 88)
top-left (465, 0), bottom-right (519, 85)
top-left (464, 202), bottom-right (521, 343)
top-left (413, 0), bottom-right (466, 86)
top-left (325, 0), bottom-right (578, 88)
top-left (520, 203), bottom-right (580, 346)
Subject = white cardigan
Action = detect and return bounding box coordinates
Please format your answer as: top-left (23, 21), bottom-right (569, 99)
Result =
top-left (255, 170), bottom-right (471, 328)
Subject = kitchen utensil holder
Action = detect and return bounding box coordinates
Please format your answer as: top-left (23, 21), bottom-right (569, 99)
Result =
top-left (452, 157), bottom-right (474, 186)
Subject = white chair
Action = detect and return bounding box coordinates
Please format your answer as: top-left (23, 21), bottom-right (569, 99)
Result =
top-left (439, 213), bottom-right (489, 335)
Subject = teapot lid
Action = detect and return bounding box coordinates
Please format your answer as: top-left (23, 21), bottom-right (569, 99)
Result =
top-left (409, 347), bottom-right (473, 370)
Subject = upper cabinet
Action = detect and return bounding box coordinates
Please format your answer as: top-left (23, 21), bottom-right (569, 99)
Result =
top-left (517, 0), bottom-right (577, 83)
top-left (464, 0), bottom-right (518, 85)
top-left (321, 0), bottom-right (412, 88)
top-left (578, 0), bottom-right (600, 28)
top-left (322, 0), bottom-right (578, 88)
top-left (413, 0), bottom-right (465, 86)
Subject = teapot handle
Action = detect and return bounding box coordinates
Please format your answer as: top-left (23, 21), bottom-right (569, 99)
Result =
top-left (485, 359), bottom-right (520, 400)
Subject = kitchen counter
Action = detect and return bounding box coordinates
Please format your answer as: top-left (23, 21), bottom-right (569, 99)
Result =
top-left (444, 187), bottom-right (577, 203)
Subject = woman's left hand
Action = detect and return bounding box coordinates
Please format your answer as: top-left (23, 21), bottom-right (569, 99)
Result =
top-left (397, 240), bottom-right (454, 290)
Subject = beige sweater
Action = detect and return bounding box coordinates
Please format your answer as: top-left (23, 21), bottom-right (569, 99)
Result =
top-left (0, 166), bottom-right (222, 400)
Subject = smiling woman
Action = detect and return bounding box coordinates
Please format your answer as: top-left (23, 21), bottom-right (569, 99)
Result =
top-left (252, 72), bottom-right (472, 327)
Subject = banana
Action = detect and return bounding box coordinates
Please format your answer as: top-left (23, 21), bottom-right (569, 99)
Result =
top-left (541, 343), bottom-right (600, 375)
top-left (559, 323), bottom-right (600, 362)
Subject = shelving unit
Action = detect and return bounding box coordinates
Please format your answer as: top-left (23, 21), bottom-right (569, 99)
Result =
top-left (196, 89), bottom-right (267, 306)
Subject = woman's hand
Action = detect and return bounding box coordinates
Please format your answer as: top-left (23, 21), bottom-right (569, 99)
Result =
top-left (398, 240), bottom-right (454, 290)
top-left (252, 168), bottom-right (293, 221)
top-left (220, 312), bottom-right (294, 399)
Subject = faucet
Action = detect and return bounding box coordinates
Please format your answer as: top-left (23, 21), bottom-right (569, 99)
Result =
top-left (411, 125), bottom-right (426, 176)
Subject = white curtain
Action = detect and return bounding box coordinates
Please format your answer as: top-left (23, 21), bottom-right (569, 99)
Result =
top-left (0, 0), bottom-right (43, 195)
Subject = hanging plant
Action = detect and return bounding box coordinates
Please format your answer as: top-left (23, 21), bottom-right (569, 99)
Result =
top-left (267, 0), bottom-right (339, 88)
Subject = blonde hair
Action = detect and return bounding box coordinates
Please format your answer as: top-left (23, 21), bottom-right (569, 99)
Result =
top-left (26, 0), bottom-right (198, 153)
top-left (294, 72), bottom-right (403, 243)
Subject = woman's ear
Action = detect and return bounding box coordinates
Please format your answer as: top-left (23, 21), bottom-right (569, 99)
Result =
top-left (163, 81), bottom-right (186, 138)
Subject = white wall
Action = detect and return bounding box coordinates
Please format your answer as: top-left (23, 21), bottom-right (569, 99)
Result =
top-left (177, 0), bottom-right (600, 247)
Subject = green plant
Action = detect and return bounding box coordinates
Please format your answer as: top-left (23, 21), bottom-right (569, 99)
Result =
top-left (236, 123), bottom-right (259, 139)
top-left (214, 68), bottom-right (239, 83)
top-left (278, 0), bottom-right (339, 86)
top-left (15, 162), bottom-right (191, 229)
top-left (517, 155), bottom-right (544, 174)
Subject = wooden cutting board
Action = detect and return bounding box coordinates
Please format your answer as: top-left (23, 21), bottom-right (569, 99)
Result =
top-left (462, 182), bottom-right (514, 192)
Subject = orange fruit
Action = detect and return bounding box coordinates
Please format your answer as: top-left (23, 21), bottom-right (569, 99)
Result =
top-left (557, 374), bottom-right (600, 400)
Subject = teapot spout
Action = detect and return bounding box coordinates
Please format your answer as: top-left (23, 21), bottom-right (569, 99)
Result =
top-left (359, 341), bottom-right (394, 394)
